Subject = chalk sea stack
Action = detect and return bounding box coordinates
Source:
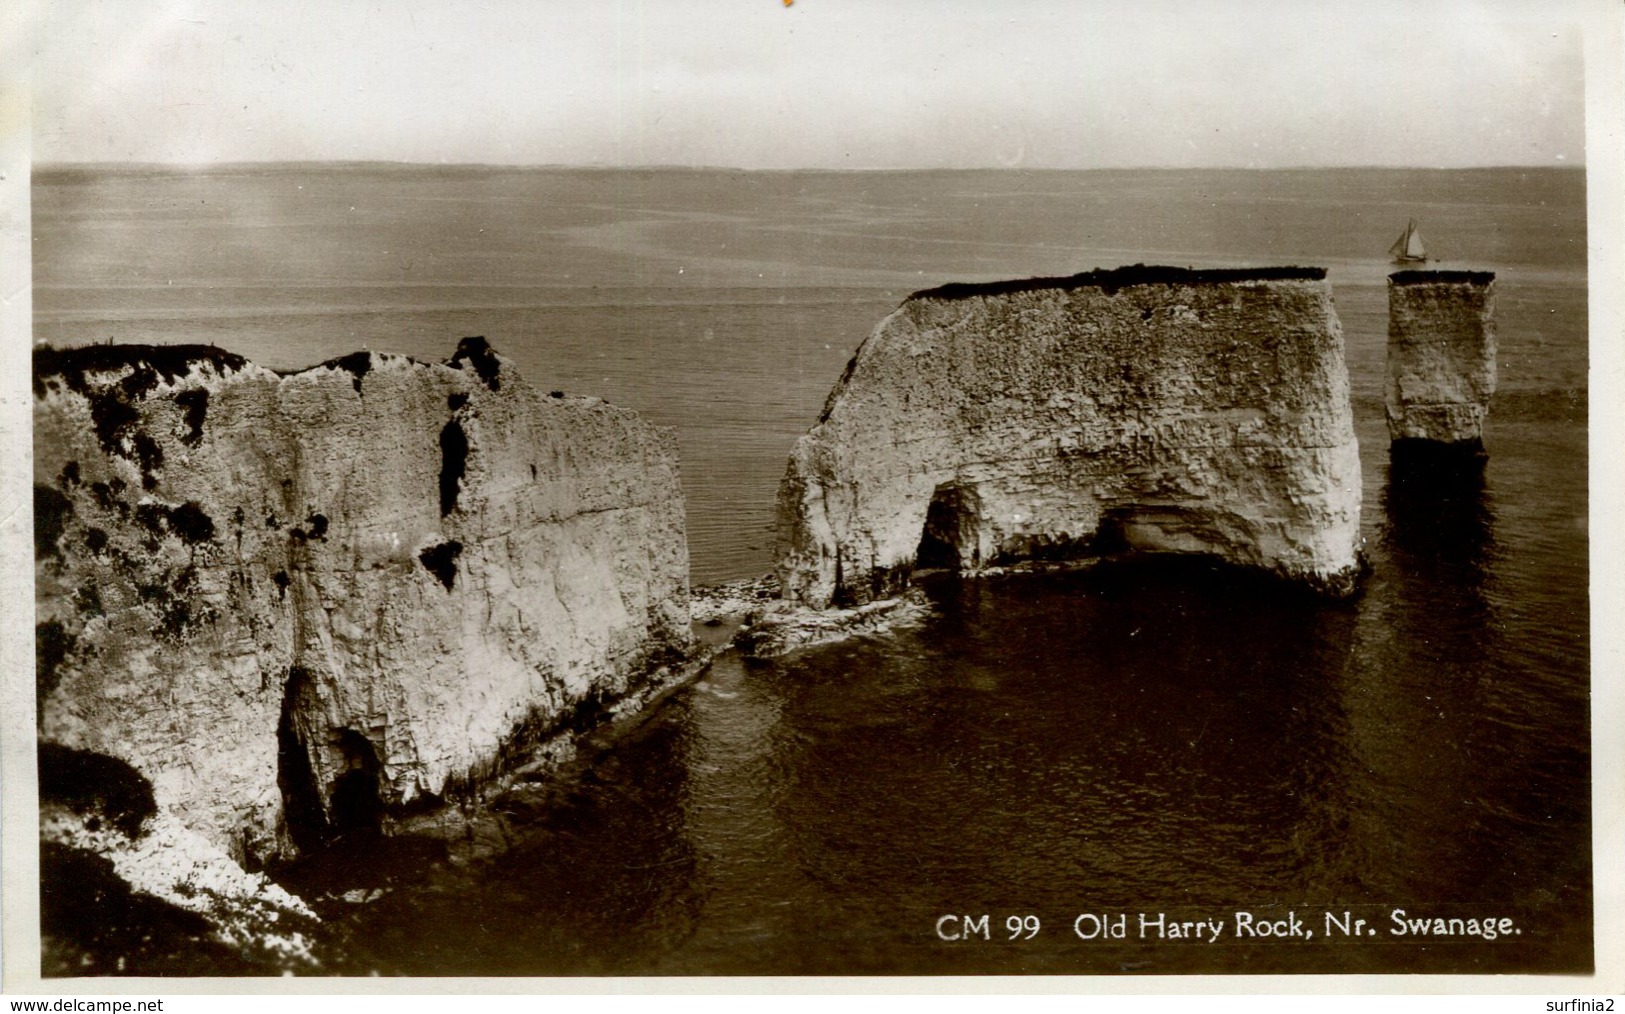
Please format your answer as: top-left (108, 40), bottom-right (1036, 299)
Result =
top-left (1385, 270), bottom-right (1497, 454)
top-left (34, 338), bottom-right (691, 874)
top-left (774, 266), bottom-right (1364, 608)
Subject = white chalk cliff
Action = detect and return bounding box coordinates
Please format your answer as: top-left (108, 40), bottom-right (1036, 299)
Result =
top-left (1385, 270), bottom-right (1497, 448)
top-left (34, 339), bottom-right (690, 867)
top-left (775, 266), bottom-right (1364, 608)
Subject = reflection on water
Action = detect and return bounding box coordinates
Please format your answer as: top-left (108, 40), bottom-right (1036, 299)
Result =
top-left (318, 552), bottom-right (1586, 975)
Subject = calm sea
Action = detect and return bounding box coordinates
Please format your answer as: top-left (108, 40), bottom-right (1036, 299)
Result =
top-left (33, 165), bottom-right (1590, 975)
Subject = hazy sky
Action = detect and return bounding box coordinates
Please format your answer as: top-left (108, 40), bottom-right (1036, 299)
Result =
top-left (21, 0), bottom-right (1591, 168)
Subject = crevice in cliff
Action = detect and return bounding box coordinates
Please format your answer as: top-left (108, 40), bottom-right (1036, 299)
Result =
top-left (276, 665), bottom-right (331, 854)
top-left (328, 730), bottom-right (385, 838)
top-left (439, 419), bottom-right (469, 516)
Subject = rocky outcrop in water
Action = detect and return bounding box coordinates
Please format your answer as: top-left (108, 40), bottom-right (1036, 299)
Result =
top-left (775, 266), bottom-right (1363, 608)
top-left (34, 338), bottom-right (691, 873)
top-left (1385, 270), bottom-right (1497, 450)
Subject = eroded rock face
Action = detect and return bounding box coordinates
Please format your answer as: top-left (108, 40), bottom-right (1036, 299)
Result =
top-left (775, 266), bottom-right (1363, 608)
top-left (34, 339), bottom-right (690, 866)
top-left (1385, 270), bottom-right (1497, 448)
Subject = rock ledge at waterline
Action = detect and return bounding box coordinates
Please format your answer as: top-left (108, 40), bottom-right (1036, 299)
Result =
top-left (34, 338), bottom-right (691, 875)
top-left (774, 266), bottom-right (1364, 608)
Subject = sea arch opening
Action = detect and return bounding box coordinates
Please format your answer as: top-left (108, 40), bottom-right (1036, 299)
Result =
top-left (914, 482), bottom-right (985, 572)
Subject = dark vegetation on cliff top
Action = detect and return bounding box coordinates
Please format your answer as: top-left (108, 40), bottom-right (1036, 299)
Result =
top-left (908, 264), bottom-right (1328, 302)
top-left (32, 344), bottom-right (248, 492)
top-left (32, 343), bottom-right (249, 397)
top-left (1389, 269), bottom-right (1496, 286)
top-left (449, 335), bottom-right (503, 391)
top-left (321, 350), bottom-right (373, 393)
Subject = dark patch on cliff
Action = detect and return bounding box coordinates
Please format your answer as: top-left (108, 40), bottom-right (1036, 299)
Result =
top-left (277, 666), bottom-right (332, 854)
top-left (273, 569), bottom-right (290, 600)
top-left (447, 392), bottom-right (468, 410)
top-left (419, 540), bottom-right (463, 591)
top-left (439, 418), bottom-right (469, 516)
top-left (907, 264), bottom-right (1328, 302)
top-left (169, 502), bottom-right (217, 544)
top-left (289, 511), bottom-right (329, 542)
top-left (35, 485), bottom-right (73, 560)
top-left (89, 479), bottom-right (129, 517)
top-left (133, 500), bottom-right (217, 546)
top-left (131, 558), bottom-right (213, 642)
top-left (75, 582), bottom-right (105, 619)
top-left (132, 435), bottom-right (164, 489)
top-left (448, 335), bottom-right (502, 391)
top-left (133, 502), bottom-right (168, 541)
top-left (59, 461), bottom-right (80, 486)
top-left (36, 621), bottom-right (75, 714)
top-left (322, 351), bottom-right (373, 394)
top-left (39, 841), bottom-right (261, 977)
top-left (38, 743), bottom-right (157, 838)
top-left (173, 387), bottom-right (209, 446)
top-left (1389, 270), bottom-right (1496, 287)
top-left (89, 394), bottom-right (141, 462)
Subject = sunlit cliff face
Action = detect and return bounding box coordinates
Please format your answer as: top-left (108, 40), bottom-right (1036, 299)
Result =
top-left (776, 267), bottom-right (1363, 608)
top-left (34, 339), bottom-right (690, 867)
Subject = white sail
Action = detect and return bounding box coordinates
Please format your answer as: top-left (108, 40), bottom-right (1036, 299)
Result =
top-left (1391, 220), bottom-right (1426, 262)
top-left (1405, 226), bottom-right (1426, 259)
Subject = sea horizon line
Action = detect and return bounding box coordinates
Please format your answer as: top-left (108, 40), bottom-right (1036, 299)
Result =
top-left (28, 159), bottom-right (1584, 174)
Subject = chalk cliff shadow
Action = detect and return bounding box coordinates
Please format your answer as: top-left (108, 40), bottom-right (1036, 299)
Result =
top-left (1383, 442), bottom-right (1496, 590)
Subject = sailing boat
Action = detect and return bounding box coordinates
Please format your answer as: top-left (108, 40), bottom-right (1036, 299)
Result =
top-left (1390, 219), bottom-right (1427, 264)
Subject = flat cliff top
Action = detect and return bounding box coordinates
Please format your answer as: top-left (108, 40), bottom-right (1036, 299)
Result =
top-left (906, 264), bottom-right (1328, 302)
top-left (1389, 269), bottom-right (1496, 286)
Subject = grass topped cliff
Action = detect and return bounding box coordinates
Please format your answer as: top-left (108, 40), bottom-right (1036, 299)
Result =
top-left (32, 343), bottom-right (251, 398)
top-left (908, 264), bottom-right (1328, 302)
top-left (1389, 269), bottom-right (1496, 286)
